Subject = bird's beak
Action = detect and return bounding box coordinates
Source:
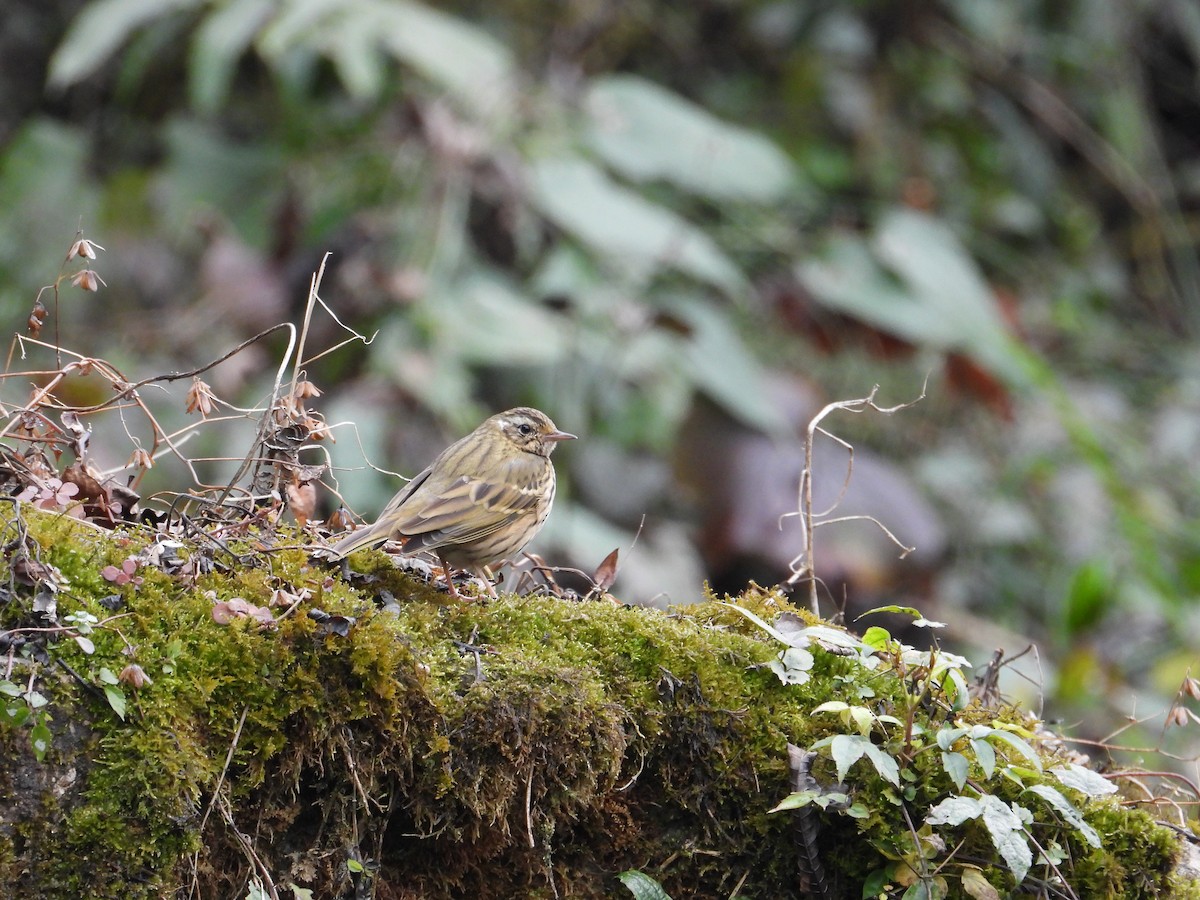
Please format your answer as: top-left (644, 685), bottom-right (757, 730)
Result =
top-left (545, 429), bottom-right (577, 442)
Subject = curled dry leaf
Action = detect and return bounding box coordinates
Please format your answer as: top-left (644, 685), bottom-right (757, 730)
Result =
top-left (212, 597), bottom-right (276, 628)
top-left (185, 378), bottom-right (217, 417)
top-left (118, 663), bottom-right (152, 689)
top-left (62, 462), bottom-right (105, 503)
top-left (593, 548), bottom-right (620, 594)
top-left (286, 479), bottom-right (317, 525)
top-left (28, 300), bottom-right (47, 336)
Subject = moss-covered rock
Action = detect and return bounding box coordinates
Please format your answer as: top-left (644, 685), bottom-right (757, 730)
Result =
top-left (0, 507), bottom-right (1196, 899)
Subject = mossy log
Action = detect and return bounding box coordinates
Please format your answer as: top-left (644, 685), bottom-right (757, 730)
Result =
top-left (0, 510), bottom-right (1197, 899)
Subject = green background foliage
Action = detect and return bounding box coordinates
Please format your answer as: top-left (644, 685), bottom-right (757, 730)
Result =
top-left (1, 0), bottom-right (1198, 763)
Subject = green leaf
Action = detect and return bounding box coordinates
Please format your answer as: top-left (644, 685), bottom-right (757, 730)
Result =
top-left (346, 859), bottom-right (365, 874)
top-left (585, 74), bottom-right (796, 203)
top-left (74, 635), bottom-right (95, 655)
top-left (850, 706), bottom-right (876, 737)
top-left (941, 751), bottom-right (969, 791)
top-left (942, 667), bottom-right (970, 711)
top-left (190, 0), bottom-right (274, 112)
top-left (830, 733), bottom-right (868, 784)
top-left (104, 684), bottom-right (127, 720)
top-left (618, 870), bottom-right (673, 900)
top-left (862, 743), bottom-right (901, 787)
top-left (528, 157), bottom-right (747, 295)
top-left (769, 789), bottom-right (850, 813)
top-left (325, 10), bottom-right (387, 101)
top-left (259, 0), bottom-right (517, 121)
top-left (4, 703), bottom-right (30, 727)
top-left (1050, 763), bottom-right (1117, 798)
top-left (768, 647), bottom-right (813, 685)
top-left (862, 868), bottom-right (889, 898)
top-left (427, 271), bottom-right (567, 366)
top-left (99, 667), bottom-right (120, 686)
top-left (985, 730), bottom-right (1042, 772)
top-left (662, 297), bottom-right (789, 434)
top-left (49, 0), bottom-right (206, 89)
top-left (979, 795), bottom-right (1032, 883)
top-left (1027, 784), bottom-right (1101, 848)
top-left (288, 884), bottom-right (315, 900)
top-left (24, 691), bottom-right (48, 710)
top-left (376, 1), bottom-right (516, 122)
top-left (927, 795), bottom-right (983, 827)
top-left (970, 738), bottom-right (996, 778)
top-left (859, 604), bottom-right (925, 620)
top-left (861, 626), bottom-right (892, 651)
top-left (720, 603), bottom-right (807, 647)
top-left (797, 214), bottom-right (1032, 386)
top-left (30, 721), bottom-right (53, 761)
top-left (936, 727), bottom-right (968, 750)
top-left (812, 700), bottom-right (851, 715)
top-left (0, 680), bottom-right (20, 698)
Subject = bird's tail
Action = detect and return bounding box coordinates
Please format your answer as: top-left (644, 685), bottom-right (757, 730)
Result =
top-left (330, 522), bottom-right (386, 558)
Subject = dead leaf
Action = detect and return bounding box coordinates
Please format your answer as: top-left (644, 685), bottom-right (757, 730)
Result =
top-left (593, 548), bottom-right (620, 593)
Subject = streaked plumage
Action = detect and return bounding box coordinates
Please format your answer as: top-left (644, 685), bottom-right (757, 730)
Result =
top-left (332, 407), bottom-right (575, 597)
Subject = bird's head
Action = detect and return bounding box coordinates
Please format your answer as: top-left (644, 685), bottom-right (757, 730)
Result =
top-left (492, 407), bottom-right (577, 457)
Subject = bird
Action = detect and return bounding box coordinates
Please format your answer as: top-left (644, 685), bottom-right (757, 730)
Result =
top-left (331, 407), bottom-right (576, 598)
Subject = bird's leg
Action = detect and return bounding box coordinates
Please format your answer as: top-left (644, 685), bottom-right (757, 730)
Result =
top-left (480, 565), bottom-right (499, 599)
top-left (436, 552), bottom-right (462, 601)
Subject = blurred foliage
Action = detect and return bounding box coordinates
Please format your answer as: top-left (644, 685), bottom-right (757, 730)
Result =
top-left (2, 0), bottom-right (1200, 758)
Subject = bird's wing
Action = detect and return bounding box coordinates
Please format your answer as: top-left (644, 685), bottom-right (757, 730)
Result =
top-left (394, 461), bottom-right (546, 546)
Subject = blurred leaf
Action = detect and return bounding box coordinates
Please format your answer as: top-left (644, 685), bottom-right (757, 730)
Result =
top-left (160, 119), bottom-right (283, 245)
top-left (190, 0), bottom-right (277, 112)
top-left (49, 0), bottom-right (205, 89)
top-left (376, 0), bottom-right (515, 122)
top-left (1064, 560), bottom-right (1110, 634)
top-left (372, 321), bottom-right (476, 428)
top-left (798, 209), bottom-right (1031, 385)
top-left (873, 209), bottom-right (1027, 383)
top-left (661, 298), bottom-right (789, 435)
top-left (0, 121), bottom-right (99, 293)
top-left (324, 7), bottom-right (387, 101)
top-left (260, 0), bottom-right (516, 119)
top-left (585, 74), bottom-right (796, 203)
top-left (429, 271), bottom-right (567, 366)
top-left (528, 156), bottom-right (747, 295)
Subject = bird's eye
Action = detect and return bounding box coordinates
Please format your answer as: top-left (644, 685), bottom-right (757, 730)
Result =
top-left (517, 423), bottom-right (534, 436)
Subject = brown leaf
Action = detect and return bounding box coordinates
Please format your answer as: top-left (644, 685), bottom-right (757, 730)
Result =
top-left (118, 664), bottom-right (152, 689)
top-left (286, 479), bottom-right (317, 526)
top-left (62, 462), bottom-right (105, 503)
top-left (185, 378), bottom-right (217, 417)
top-left (593, 548), bottom-right (620, 593)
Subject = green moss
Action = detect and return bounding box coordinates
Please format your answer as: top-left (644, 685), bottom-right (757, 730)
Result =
top-left (0, 506), bottom-right (1193, 899)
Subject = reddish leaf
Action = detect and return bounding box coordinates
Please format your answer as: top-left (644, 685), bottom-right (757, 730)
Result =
top-left (593, 548), bottom-right (620, 593)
